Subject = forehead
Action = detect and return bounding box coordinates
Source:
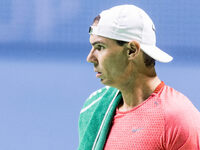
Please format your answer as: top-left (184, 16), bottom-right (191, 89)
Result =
top-left (89, 34), bottom-right (117, 46)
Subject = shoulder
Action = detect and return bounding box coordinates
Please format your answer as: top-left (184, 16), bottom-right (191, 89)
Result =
top-left (159, 85), bottom-right (200, 124)
top-left (159, 85), bottom-right (199, 116)
top-left (159, 85), bottom-right (200, 149)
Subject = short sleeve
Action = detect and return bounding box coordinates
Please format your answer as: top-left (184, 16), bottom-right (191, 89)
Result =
top-left (162, 102), bottom-right (200, 150)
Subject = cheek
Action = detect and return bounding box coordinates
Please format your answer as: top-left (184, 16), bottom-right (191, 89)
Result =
top-left (104, 55), bottom-right (128, 76)
top-left (112, 54), bottom-right (128, 70)
top-left (97, 54), bottom-right (112, 75)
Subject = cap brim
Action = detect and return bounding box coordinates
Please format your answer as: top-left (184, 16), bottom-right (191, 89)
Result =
top-left (140, 44), bottom-right (173, 63)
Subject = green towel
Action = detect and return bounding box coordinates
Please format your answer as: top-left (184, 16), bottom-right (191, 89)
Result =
top-left (78, 86), bottom-right (122, 150)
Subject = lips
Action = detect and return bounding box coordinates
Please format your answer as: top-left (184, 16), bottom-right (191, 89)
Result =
top-left (94, 69), bottom-right (102, 78)
top-left (96, 72), bottom-right (102, 78)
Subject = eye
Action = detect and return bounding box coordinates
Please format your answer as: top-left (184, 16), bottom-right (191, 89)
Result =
top-left (95, 45), bottom-right (105, 51)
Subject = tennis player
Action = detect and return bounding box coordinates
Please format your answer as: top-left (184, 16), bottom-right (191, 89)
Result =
top-left (78, 5), bottom-right (200, 150)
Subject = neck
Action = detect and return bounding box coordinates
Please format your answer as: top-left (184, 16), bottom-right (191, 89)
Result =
top-left (118, 75), bottom-right (161, 112)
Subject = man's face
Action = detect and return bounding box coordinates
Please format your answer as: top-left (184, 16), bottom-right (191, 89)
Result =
top-left (87, 35), bottom-right (131, 87)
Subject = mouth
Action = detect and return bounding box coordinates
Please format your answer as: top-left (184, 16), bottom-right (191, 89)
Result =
top-left (94, 68), bottom-right (102, 78)
top-left (96, 72), bottom-right (102, 78)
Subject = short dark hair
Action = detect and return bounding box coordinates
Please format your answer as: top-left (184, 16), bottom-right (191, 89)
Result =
top-left (115, 40), bottom-right (128, 46)
top-left (142, 51), bottom-right (155, 67)
top-left (93, 15), bottom-right (101, 24)
top-left (92, 15), bottom-right (155, 67)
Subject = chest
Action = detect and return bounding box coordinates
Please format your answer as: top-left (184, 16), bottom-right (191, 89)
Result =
top-left (104, 103), bottom-right (165, 150)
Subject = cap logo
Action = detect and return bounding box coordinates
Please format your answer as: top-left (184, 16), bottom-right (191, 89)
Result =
top-left (89, 26), bottom-right (93, 34)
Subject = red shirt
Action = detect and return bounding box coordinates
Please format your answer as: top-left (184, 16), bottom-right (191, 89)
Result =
top-left (104, 82), bottom-right (200, 150)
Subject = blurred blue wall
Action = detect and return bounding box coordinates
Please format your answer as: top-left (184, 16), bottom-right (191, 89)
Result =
top-left (0, 0), bottom-right (199, 150)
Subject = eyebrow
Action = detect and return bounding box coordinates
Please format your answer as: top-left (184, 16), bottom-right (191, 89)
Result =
top-left (91, 41), bottom-right (106, 46)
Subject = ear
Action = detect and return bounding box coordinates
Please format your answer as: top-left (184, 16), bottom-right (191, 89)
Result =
top-left (126, 41), bottom-right (140, 60)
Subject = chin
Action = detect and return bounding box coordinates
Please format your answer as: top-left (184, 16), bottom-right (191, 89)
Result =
top-left (100, 78), bottom-right (108, 85)
top-left (101, 79), bottom-right (114, 86)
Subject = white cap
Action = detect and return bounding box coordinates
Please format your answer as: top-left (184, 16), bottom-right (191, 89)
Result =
top-left (89, 5), bottom-right (173, 63)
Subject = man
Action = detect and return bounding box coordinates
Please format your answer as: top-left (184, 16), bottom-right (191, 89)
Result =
top-left (78, 5), bottom-right (200, 150)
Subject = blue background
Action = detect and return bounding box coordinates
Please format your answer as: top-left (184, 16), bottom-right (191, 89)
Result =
top-left (0, 0), bottom-right (199, 149)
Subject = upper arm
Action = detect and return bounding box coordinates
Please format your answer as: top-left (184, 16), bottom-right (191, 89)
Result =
top-left (163, 106), bottom-right (200, 150)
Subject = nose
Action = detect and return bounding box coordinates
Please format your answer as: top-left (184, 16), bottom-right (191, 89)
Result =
top-left (87, 48), bottom-right (98, 64)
